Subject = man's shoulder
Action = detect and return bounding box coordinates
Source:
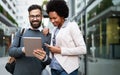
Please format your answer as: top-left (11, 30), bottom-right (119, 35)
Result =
top-left (20, 28), bottom-right (29, 35)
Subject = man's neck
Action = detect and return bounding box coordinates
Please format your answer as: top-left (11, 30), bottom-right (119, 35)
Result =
top-left (29, 26), bottom-right (43, 31)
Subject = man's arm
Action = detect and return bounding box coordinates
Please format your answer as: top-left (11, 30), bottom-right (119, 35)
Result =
top-left (9, 29), bottom-right (25, 58)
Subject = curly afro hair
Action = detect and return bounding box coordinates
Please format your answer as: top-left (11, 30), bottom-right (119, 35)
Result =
top-left (46, 0), bottom-right (69, 18)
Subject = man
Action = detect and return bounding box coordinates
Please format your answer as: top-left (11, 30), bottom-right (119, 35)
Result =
top-left (9, 4), bottom-right (51, 75)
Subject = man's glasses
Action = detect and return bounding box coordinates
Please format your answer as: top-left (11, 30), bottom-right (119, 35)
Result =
top-left (29, 15), bottom-right (41, 19)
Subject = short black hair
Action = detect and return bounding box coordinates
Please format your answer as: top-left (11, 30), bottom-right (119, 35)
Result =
top-left (46, 0), bottom-right (69, 18)
top-left (28, 4), bottom-right (42, 14)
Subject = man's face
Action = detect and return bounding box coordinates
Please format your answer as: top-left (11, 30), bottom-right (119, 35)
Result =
top-left (29, 9), bottom-right (42, 29)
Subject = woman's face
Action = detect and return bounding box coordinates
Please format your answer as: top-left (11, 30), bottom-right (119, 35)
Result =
top-left (48, 11), bottom-right (64, 28)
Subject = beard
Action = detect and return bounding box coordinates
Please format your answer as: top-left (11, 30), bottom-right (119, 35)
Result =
top-left (30, 20), bottom-right (42, 29)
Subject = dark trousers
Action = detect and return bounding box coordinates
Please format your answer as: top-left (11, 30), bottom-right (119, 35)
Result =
top-left (51, 69), bottom-right (78, 75)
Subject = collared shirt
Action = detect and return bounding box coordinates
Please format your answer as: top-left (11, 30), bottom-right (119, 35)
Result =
top-left (50, 28), bottom-right (63, 70)
top-left (50, 20), bottom-right (69, 70)
top-left (28, 25), bottom-right (43, 31)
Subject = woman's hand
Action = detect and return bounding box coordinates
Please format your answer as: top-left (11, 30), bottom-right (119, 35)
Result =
top-left (47, 46), bottom-right (61, 54)
top-left (33, 49), bottom-right (46, 60)
top-left (44, 43), bottom-right (61, 54)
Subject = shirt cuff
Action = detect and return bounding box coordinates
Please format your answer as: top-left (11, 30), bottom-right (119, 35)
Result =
top-left (42, 55), bottom-right (48, 62)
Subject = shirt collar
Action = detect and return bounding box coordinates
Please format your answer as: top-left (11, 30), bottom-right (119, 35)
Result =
top-left (28, 25), bottom-right (43, 31)
top-left (61, 20), bottom-right (69, 28)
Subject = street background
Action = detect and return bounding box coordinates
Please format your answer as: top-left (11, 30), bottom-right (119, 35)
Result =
top-left (1, 57), bottom-right (120, 75)
top-left (0, 0), bottom-right (120, 75)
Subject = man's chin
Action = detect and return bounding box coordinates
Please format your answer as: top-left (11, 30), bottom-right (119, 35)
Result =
top-left (30, 22), bottom-right (41, 28)
top-left (33, 26), bottom-right (40, 29)
top-left (31, 24), bottom-right (40, 28)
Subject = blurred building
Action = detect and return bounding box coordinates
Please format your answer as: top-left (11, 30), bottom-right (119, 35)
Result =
top-left (69, 0), bottom-right (120, 59)
top-left (0, 0), bottom-right (119, 62)
top-left (0, 0), bottom-right (18, 57)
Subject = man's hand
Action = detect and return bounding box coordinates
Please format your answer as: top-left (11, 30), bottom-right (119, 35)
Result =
top-left (33, 49), bottom-right (46, 60)
top-left (8, 57), bottom-right (16, 63)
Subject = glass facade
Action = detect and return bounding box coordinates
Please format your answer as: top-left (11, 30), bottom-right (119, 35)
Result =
top-left (86, 0), bottom-right (120, 59)
top-left (0, 21), bottom-right (9, 57)
top-left (0, 25), bottom-right (11, 57)
top-left (87, 17), bottom-right (120, 58)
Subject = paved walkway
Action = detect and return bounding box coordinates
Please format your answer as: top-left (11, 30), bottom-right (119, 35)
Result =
top-left (1, 56), bottom-right (120, 75)
top-left (0, 57), bottom-right (51, 75)
top-left (86, 57), bottom-right (120, 75)
top-left (0, 57), bottom-right (11, 75)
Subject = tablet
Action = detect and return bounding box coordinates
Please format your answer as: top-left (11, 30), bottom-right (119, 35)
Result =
top-left (23, 37), bottom-right (42, 56)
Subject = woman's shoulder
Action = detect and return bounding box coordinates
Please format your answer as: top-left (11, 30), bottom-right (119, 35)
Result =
top-left (67, 21), bottom-right (78, 28)
top-left (68, 21), bottom-right (77, 25)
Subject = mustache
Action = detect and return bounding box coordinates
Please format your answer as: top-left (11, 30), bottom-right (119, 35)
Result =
top-left (31, 20), bottom-right (39, 22)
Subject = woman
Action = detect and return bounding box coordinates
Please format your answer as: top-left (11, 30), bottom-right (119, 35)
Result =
top-left (45, 0), bottom-right (87, 75)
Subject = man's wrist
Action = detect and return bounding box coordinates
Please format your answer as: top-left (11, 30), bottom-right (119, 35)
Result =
top-left (42, 55), bottom-right (48, 62)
